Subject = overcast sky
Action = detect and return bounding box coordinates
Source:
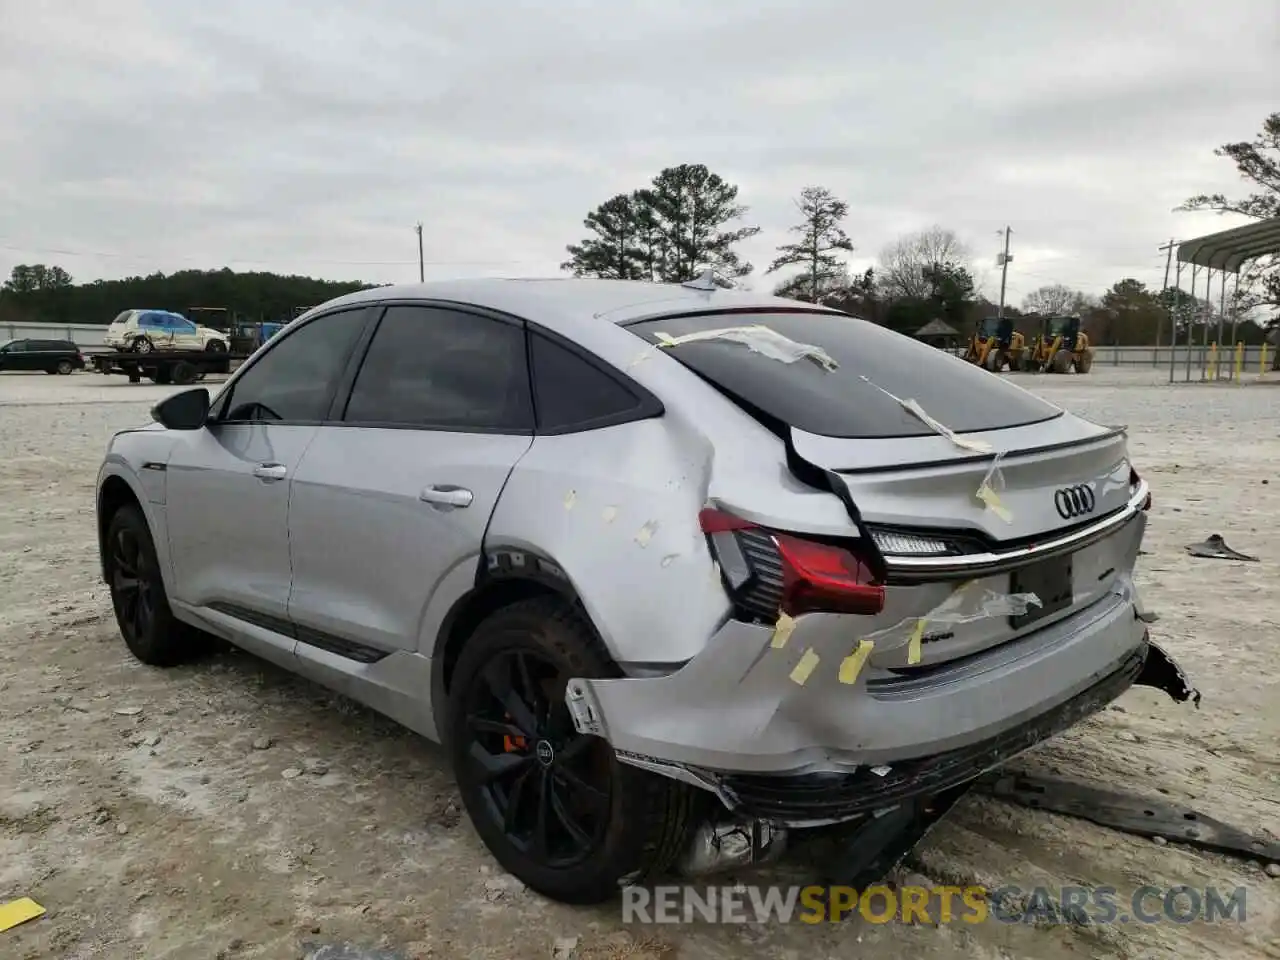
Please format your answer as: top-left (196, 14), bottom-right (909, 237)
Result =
top-left (0, 0), bottom-right (1275, 307)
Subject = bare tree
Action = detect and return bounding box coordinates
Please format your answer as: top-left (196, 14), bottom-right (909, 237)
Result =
top-left (1022, 283), bottom-right (1092, 316)
top-left (766, 186), bottom-right (855, 303)
top-left (877, 227), bottom-right (972, 299)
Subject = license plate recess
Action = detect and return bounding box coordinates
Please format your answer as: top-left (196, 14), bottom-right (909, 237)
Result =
top-left (1009, 553), bottom-right (1074, 629)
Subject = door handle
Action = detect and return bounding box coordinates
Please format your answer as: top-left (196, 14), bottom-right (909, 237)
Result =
top-left (253, 462), bottom-right (288, 482)
top-left (420, 485), bottom-right (473, 508)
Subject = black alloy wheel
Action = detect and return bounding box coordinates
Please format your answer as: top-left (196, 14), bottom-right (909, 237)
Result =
top-left (462, 647), bottom-right (611, 869)
top-left (447, 599), bottom-right (695, 904)
top-left (110, 522), bottom-right (154, 645)
top-left (105, 505), bottom-right (206, 666)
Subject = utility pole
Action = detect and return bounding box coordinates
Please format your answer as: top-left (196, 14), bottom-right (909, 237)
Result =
top-left (1156, 238), bottom-right (1176, 358)
top-left (996, 226), bottom-right (1013, 319)
top-left (415, 223), bottom-right (425, 282)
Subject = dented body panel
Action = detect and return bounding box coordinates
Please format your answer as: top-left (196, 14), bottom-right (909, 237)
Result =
top-left (570, 576), bottom-right (1148, 774)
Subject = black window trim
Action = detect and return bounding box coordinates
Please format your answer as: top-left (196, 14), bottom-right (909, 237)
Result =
top-left (325, 297), bottom-right (664, 437)
top-left (210, 305), bottom-right (378, 426)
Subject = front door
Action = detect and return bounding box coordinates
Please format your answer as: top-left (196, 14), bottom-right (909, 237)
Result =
top-left (0, 341), bottom-right (32, 371)
top-left (164, 306), bottom-right (372, 667)
top-left (286, 304), bottom-right (535, 664)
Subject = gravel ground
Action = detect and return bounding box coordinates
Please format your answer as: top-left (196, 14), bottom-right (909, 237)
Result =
top-left (0, 366), bottom-right (1277, 960)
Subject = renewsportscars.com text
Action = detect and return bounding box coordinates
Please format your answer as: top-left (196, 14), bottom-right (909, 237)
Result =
top-left (622, 883), bottom-right (1248, 925)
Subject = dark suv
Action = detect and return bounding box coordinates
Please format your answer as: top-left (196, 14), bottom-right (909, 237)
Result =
top-left (0, 339), bottom-right (86, 375)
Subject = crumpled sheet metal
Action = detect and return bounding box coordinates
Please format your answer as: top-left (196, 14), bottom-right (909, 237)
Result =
top-left (774, 580), bottom-right (1042, 686)
top-left (570, 577), bottom-right (1145, 774)
top-left (653, 324), bottom-right (839, 370)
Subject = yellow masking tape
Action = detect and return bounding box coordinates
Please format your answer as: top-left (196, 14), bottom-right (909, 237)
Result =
top-left (838, 639), bottom-right (875, 685)
top-left (907, 619), bottom-right (926, 665)
top-left (0, 897), bottom-right (45, 933)
top-left (976, 484), bottom-right (1013, 523)
top-left (771, 612), bottom-right (797, 649)
top-left (790, 648), bottom-right (820, 685)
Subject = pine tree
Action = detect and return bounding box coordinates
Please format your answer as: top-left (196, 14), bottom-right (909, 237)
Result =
top-left (766, 186), bottom-right (854, 303)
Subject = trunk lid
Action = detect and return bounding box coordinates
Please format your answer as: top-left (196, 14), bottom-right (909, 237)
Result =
top-left (788, 417), bottom-right (1143, 669)
top-left (791, 414), bottom-right (1132, 545)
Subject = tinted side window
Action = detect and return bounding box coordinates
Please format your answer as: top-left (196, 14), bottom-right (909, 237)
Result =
top-left (343, 305), bottom-right (532, 431)
top-left (529, 332), bottom-right (643, 432)
top-left (221, 309), bottom-right (367, 423)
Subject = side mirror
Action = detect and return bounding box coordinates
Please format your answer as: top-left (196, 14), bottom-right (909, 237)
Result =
top-left (151, 388), bottom-right (210, 430)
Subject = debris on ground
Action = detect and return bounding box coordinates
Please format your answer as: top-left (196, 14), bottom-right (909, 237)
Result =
top-left (1186, 533), bottom-right (1260, 561)
top-left (0, 897), bottom-right (46, 933)
top-left (552, 934), bottom-right (580, 960)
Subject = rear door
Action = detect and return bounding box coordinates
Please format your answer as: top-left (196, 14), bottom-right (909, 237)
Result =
top-left (164, 306), bottom-right (373, 668)
top-left (29, 340), bottom-right (60, 370)
top-left (170, 315), bottom-right (202, 350)
top-left (285, 303), bottom-right (535, 664)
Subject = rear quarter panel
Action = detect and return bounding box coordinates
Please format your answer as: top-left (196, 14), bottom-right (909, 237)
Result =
top-left (484, 318), bottom-right (861, 667)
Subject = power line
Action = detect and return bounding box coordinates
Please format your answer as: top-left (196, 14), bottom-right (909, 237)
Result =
top-left (0, 240), bottom-right (544, 268)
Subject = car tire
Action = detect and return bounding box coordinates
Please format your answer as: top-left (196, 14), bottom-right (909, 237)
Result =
top-left (205, 339), bottom-right (228, 353)
top-left (448, 597), bottom-right (695, 904)
top-left (105, 504), bottom-right (208, 667)
top-left (171, 361), bottom-right (197, 385)
top-left (984, 349), bottom-right (1003, 372)
top-left (56, 359), bottom-right (73, 375)
top-left (1074, 351), bottom-right (1093, 373)
top-left (130, 336), bottom-right (154, 354)
top-left (1051, 350), bottom-right (1073, 374)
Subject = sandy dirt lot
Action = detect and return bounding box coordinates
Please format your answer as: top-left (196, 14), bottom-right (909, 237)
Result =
top-left (1, 366), bottom-right (1277, 959)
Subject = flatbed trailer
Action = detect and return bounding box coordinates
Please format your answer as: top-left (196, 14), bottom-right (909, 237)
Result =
top-left (89, 350), bottom-right (246, 385)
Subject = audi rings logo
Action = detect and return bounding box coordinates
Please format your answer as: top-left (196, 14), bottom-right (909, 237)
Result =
top-left (1054, 484), bottom-right (1097, 520)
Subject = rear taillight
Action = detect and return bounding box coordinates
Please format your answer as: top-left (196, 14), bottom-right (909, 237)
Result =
top-left (699, 508), bottom-right (885, 622)
top-left (1130, 465), bottom-right (1151, 511)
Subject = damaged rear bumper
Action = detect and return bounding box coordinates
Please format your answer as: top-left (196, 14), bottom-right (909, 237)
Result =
top-left (567, 588), bottom-right (1198, 824)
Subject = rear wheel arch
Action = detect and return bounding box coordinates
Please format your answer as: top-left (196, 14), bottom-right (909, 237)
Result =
top-left (431, 549), bottom-right (609, 739)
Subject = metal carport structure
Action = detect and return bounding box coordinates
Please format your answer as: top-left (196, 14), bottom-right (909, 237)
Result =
top-left (1168, 217), bottom-right (1280, 382)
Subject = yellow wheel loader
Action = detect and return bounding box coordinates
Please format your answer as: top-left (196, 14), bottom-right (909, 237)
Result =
top-left (1026, 316), bottom-right (1093, 374)
top-left (964, 317), bottom-right (1027, 372)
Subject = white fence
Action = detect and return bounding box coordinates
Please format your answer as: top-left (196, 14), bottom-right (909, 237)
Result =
top-left (1, 321), bottom-right (112, 348)
top-left (1090, 344), bottom-right (1270, 369)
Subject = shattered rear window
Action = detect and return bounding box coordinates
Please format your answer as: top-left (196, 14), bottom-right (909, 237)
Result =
top-left (626, 311), bottom-right (1061, 440)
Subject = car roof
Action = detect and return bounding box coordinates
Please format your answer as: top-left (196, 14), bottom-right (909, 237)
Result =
top-left (302, 278), bottom-right (834, 337)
